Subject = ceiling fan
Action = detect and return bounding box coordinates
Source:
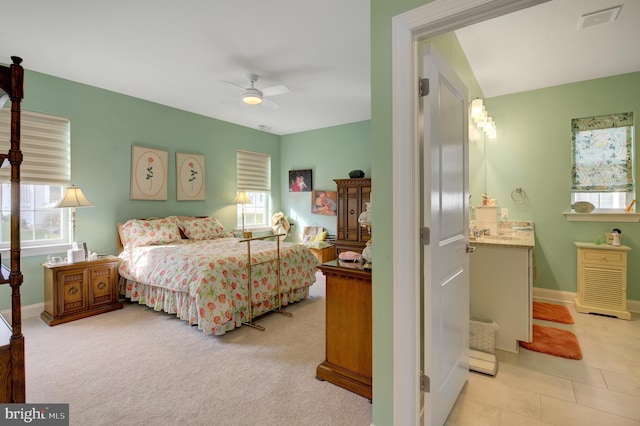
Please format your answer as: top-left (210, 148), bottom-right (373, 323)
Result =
top-left (223, 74), bottom-right (289, 109)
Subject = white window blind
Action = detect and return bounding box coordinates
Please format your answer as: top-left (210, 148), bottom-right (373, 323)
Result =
top-left (237, 149), bottom-right (270, 191)
top-left (0, 108), bottom-right (71, 184)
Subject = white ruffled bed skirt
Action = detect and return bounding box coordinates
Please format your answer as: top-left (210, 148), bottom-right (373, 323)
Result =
top-left (119, 278), bottom-right (310, 335)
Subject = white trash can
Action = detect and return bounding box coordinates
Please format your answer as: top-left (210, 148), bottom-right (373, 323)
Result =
top-left (469, 316), bottom-right (499, 354)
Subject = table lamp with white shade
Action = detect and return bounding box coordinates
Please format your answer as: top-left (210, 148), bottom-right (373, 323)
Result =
top-left (55, 185), bottom-right (94, 244)
top-left (234, 190), bottom-right (252, 238)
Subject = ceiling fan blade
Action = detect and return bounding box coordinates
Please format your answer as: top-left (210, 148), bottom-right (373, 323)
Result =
top-left (262, 85), bottom-right (289, 97)
top-left (222, 80), bottom-right (247, 91)
top-left (261, 98), bottom-right (279, 110)
top-left (222, 95), bottom-right (243, 105)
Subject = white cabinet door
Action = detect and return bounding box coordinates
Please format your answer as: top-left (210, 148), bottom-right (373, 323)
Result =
top-left (470, 245), bottom-right (532, 353)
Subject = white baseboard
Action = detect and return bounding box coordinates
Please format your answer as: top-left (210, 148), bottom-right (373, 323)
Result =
top-left (532, 287), bottom-right (640, 314)
top-left (1, 302), bottom-right (44, 321)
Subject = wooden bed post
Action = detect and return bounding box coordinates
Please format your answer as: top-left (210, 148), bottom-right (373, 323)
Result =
top-left (0, 56), bottom-right (25, 403)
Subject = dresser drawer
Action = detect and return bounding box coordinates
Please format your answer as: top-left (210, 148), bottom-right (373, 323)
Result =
top-left (581, 249), bottom-right (626, 266)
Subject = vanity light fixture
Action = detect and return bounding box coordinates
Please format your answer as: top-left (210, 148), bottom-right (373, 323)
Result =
top-left (470, 98), bottom-right (497, 139)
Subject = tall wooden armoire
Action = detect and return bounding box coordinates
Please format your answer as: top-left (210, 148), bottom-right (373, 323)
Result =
top-left (0, 56), bottom-right (26, 403)
top-left (334, 178), bottom-right (371, 254)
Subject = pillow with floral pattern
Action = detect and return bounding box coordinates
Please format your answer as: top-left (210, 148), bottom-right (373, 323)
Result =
top-left (120, 217), bottom-right (181, 249)
top-left (178, 216), bottom-right (232, 240)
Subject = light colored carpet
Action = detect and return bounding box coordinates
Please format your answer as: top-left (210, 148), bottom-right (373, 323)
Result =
top-left (23, 272), bottom-right (373, 426)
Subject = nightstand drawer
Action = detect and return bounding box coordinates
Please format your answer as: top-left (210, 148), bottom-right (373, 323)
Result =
top-left (581, 249), bottom-right (625, 266)
top-left (89, 264), bottom-right (118, 307)
top-left (58, 268), bottom-right (88, 316)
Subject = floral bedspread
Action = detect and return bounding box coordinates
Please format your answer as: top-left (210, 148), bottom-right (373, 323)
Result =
top-left (118, 237), bottom-right (318, 335)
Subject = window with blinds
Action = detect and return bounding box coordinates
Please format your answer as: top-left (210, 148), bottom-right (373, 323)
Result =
top-left (236, 150), bottom-right (271, 228)
top-left (0, 108), bottom-right (71, 251)
top-left (571, 112), bottom-right (635, 209)
top-left (0, 109), bottom-right (70, 184)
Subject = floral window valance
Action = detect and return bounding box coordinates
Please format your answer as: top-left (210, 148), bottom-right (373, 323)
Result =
top-left (571, 112), bottom-right (634, 192)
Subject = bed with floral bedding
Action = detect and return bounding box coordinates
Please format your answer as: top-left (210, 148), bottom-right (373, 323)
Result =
top-left (117, 216), bottom-right (318, 335)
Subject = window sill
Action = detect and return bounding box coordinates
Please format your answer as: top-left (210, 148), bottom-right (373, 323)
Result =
top-left (0, 243), bottom-right (71, 258)
top-left (564, 212), bottom-right (640, 222)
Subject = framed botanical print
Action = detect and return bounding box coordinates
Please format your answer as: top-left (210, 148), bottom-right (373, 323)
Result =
top-left (130, 145), bottom-right (168, 200)
top-left (176, 152), bottom-right (205, 201)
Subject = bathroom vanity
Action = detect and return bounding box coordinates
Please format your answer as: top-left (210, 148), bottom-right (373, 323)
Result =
top-left (470, 229), bottom-right (534, 353)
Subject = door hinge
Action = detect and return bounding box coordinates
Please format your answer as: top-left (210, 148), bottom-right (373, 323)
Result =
top-left (419, 78), bottom-right (429, 97)
top-left (420, 227), bottom-right (430, 245)
top-left (420, 372), bottom-right (430, 393)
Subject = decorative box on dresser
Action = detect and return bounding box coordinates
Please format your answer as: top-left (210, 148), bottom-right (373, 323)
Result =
top-left (316, 260), bottom-right (372, 400)
top-left (309, 245), bottom-right (336, 263)
top-left (41, 256), bottom-right (123, 326)
top-left (574, 242), bottom-right (631, 320)
top-left (334, 177), bottom-right (371, 254)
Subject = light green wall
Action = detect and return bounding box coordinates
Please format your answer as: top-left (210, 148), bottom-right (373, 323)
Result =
top-left (1, 68), bottom-right (282, 309)
top-left (371, 2), bottom-right (427, 423)
top-left (478, 71), bottom-right (640, 299)
top-left (280, 121), bottom-right (371, 242)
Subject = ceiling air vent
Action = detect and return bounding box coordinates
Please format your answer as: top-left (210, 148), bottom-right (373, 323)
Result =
top-left (578, 5), bottom-right (622, 29)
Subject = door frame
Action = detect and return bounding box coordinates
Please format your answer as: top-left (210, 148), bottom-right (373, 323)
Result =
top-left (390, 1), bottom-right (549, 424)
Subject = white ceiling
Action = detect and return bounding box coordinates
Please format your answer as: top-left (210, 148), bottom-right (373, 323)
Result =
top-left (455, 0), bottom-right (640, 98)
top-left (1, 0), bottom-right (638, 136)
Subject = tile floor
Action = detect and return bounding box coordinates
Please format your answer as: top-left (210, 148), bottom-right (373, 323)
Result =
top-left (446, 302), bottom-right (640, 425)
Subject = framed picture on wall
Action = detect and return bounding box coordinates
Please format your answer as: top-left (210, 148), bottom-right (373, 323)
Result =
top-left (130, 145), bottom-right (168, 200)
top-left (311, 190), bottom-right (337, 215)
top-left (176, 152), bottom-right (205, 200)
top-left (289, 169), bottom-right (312, 192)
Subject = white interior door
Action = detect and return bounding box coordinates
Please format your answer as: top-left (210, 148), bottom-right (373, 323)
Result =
top-left (421, 46), bottom-right (470, 426)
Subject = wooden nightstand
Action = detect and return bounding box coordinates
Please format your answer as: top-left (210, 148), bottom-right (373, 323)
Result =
top-left (41, 256), bottom-right (123, 326)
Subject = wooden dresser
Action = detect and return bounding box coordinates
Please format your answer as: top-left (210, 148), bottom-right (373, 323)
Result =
top-left (316, 260), bottom-right (372, 400)
top-left (41, 256), bottom-right (123, 326)
top-left (334, 178), bottom-right (371, 254)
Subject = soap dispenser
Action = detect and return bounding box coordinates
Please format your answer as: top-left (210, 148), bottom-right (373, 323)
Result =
top-left (611, 228), bottom-right (621, 246)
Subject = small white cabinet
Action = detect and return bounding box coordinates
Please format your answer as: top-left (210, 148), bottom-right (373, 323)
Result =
top-left (574, 242), bottom-right (631, 320)
top-left (470, 244), bottom-right (533, 353)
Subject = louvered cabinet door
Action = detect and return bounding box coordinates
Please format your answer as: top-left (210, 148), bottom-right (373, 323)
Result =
top-left (574, 242), bottom-right (631, 320)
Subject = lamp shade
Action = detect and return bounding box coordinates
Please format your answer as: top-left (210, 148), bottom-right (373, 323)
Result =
top-left (234, 190), bottom-right (252, 204)
top-left (55, 185), bottom-right (94, 208)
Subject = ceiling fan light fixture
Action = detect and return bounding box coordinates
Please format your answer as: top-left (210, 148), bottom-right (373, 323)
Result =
top-left (242, 93), bottom-right (263, 105)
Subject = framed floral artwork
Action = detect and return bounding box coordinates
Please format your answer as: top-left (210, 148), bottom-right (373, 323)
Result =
top-left (130, 145), bottom-right (168, 200)
top-left (176, 152), bottom-right (205, 200)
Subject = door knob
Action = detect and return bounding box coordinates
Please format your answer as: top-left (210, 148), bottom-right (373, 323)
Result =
top-left (466, 245), bottom-right (476, 253)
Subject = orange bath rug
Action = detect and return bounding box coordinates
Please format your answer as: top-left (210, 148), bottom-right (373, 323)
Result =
top-left (519, 324), bottom-right (582, 360)
top-left (532, 301), bottom-right (574, 324)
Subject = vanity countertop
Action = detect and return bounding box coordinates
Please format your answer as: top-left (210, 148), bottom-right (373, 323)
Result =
top-left (470, 231), bottom-right (535, 249)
